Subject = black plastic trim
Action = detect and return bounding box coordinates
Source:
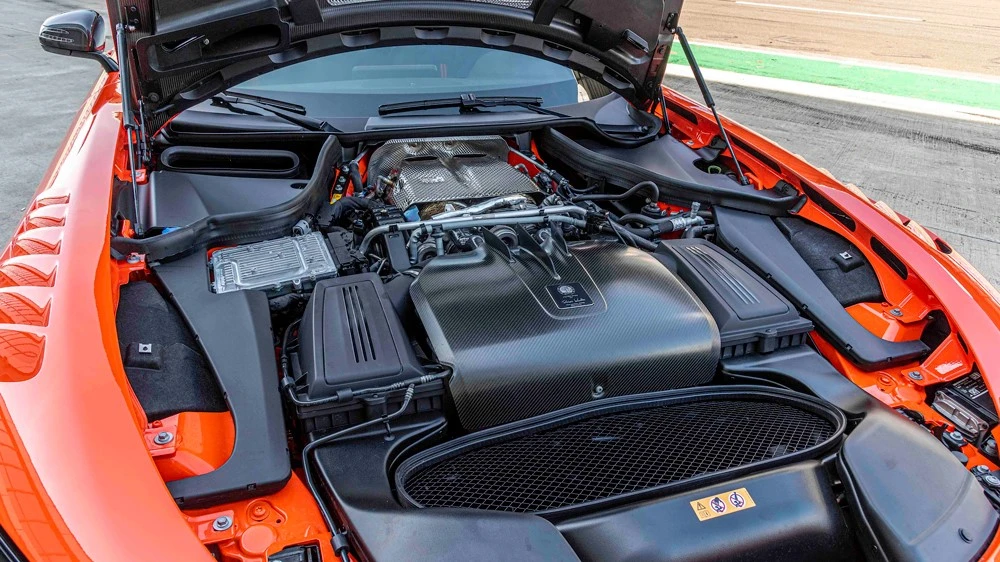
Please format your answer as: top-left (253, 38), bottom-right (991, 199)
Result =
top-left (840, 409), bottom-right (999, 561)
top-left (111, 136), bottom-right (342, 262)
top-left (714, 207), bottom-right (929, 370)
top-left (312, 415), bottom-right (583, 562)
top-left (558, 461), bottom-right (862, 562)
top-left (155, 253), bottom-right (291, 507)
top-left (536, 128), bottom-right (800, 215)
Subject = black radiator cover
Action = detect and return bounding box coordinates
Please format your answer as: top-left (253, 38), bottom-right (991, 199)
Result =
top-left (411, 240), bottom-right (720, 430)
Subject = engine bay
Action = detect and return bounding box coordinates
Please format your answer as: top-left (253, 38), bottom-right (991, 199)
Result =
top-left (113, 124), bottom-right (1000, 561)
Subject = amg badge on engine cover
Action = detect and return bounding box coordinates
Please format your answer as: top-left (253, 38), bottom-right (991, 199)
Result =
top-left (546, 282), bottom-right (594, 309)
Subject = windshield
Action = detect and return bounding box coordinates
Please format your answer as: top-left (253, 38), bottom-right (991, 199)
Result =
top-left (231, 45), bottom-right (581, 117)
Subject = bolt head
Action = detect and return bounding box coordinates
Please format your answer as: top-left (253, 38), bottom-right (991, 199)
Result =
top-left (983, 474), bottom-right (1000, 488)
top-left (907, 371), bottom-right (923, 381)
top-left (889, 308), bottom-right (903, 317)
top-left (212, 515), bottom-right (233, 532)
top-left (126, 253), bottom-right (141, 264)
top-left (153, 431), bottom-right (174, 445)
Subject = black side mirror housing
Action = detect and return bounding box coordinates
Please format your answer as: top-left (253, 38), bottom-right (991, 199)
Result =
top-left (39, 10), bottom-right (118, 73)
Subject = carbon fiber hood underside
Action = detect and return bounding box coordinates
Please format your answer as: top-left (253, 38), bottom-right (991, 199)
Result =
top-left (411, 238), bottom-right (721, 430)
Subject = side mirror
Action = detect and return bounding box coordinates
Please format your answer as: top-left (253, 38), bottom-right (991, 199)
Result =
top-left (39, 10), bottom-right (118, 73)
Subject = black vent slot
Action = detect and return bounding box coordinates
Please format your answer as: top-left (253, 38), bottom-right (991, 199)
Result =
top-left (396, 388), bottom-right (844, 517)
top-left (160, 146), bottom-right (300, 178)
top-left (343, 285), bottom-right (376, 363)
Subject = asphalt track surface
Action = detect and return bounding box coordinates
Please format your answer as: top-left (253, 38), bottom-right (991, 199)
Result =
top-left (684, 0), bottom-right (1000, 75)
top-left (0, 0), bottom-right (997, 287)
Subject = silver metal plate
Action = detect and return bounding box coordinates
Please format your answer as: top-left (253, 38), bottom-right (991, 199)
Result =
top-left (210, 232), bottom-right (337, 294)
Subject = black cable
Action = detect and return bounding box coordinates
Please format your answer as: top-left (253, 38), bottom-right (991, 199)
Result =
top-left (571, 180), bottom-right (659, 204)
top-left (616, 213), bottom-right (676, 227)
top-left (603, 222), bottom-right (658, 251)
top-left (302, 384), bottom-right (416, 562)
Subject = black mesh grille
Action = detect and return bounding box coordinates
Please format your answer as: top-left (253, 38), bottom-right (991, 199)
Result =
top-left (398, 398), bottom-right (838, 514)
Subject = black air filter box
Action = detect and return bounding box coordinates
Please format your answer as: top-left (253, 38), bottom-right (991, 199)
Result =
top-left (655, 240), bottom-right (813, 359)
top-left (298, 273), bottom-right (425, 398)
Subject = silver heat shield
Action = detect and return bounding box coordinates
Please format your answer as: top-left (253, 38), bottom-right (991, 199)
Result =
top-left (210, 232), bottom-right (337, 294)
top-left (367, 136), bottom-right (540, 210)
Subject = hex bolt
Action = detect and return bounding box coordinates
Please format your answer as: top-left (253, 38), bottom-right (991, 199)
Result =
top-left (153, 431), bottom-right (174, 445)
top-left (972, 465), bottom-right (992, 476)
top-left (212, 516), bottom-right (233, 532)
top-left (907, 371), bottom-right (923, 381)
top-left (889, 308), bottom-right (903, 317)
top-left (126, 253), bottom-right (141, 264)
top-left (982, 474), bottom-right (1000, 489)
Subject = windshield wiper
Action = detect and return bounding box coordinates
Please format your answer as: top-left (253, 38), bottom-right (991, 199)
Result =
top-left (378, 94), bottom-right (564, 117)
top-left (211, 91), bottom-right (339, 132)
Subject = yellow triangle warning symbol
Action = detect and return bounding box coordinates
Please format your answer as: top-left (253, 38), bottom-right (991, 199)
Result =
top-left (696, 502), bottom-right (707, 510)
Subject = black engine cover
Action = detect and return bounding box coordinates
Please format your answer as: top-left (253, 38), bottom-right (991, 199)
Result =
top-left (411, 239), bottom-right (720, 430)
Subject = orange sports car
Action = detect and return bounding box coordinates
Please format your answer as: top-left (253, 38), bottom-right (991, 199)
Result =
top-left (4, 1), bottom-right (999, 560)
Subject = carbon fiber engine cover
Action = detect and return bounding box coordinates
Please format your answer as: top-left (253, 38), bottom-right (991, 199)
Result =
top-left (367, 136), bottom-right (540, 210)
top-left (411, 240), bottom-right (721, 430)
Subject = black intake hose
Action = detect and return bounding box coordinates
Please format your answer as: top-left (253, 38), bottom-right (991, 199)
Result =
top-left (316, 196), bottom-right (376, 229)
top-left (347, 160), bottom-right (364, 196)
top-left (572, 180), bottom-right (660, 204)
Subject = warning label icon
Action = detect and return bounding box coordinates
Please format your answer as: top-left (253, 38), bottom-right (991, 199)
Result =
top-left (729, 491), bottom-right (746, 508)
top-left (710, 497), bottom-right (726, 513)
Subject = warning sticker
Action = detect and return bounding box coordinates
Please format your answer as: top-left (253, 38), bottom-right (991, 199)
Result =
top-left (690, 488), bottom-right (756, 521)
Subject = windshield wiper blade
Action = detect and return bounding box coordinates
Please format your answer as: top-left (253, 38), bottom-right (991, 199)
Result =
top-left (210, 93), bottom-right (339, 133)
top-left (378, 93), bottom-right (563, 117)
top-left (221, 90), bottom-right (308, 114)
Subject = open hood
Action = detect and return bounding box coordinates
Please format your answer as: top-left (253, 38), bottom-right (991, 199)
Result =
top-left (109, 0), bottom-right (681, 127)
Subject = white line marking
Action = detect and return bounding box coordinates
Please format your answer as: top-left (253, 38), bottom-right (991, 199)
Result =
top-left (733, 2), bottom-right (924, 22)
top-left (665, 65), bottom-right (1000, 126)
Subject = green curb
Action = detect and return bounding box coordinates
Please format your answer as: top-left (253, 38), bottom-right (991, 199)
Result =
top-left (668, 44), bottom-right (1000, 111)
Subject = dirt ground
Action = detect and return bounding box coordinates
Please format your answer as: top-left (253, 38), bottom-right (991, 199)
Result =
top-left (682, 0), bottom-right (1000, 76)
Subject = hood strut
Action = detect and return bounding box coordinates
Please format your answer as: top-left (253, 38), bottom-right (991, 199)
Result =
top-left (671, 26), bottom-right (749, 186)
top-left (115, 21), bottom-right (147, 236)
